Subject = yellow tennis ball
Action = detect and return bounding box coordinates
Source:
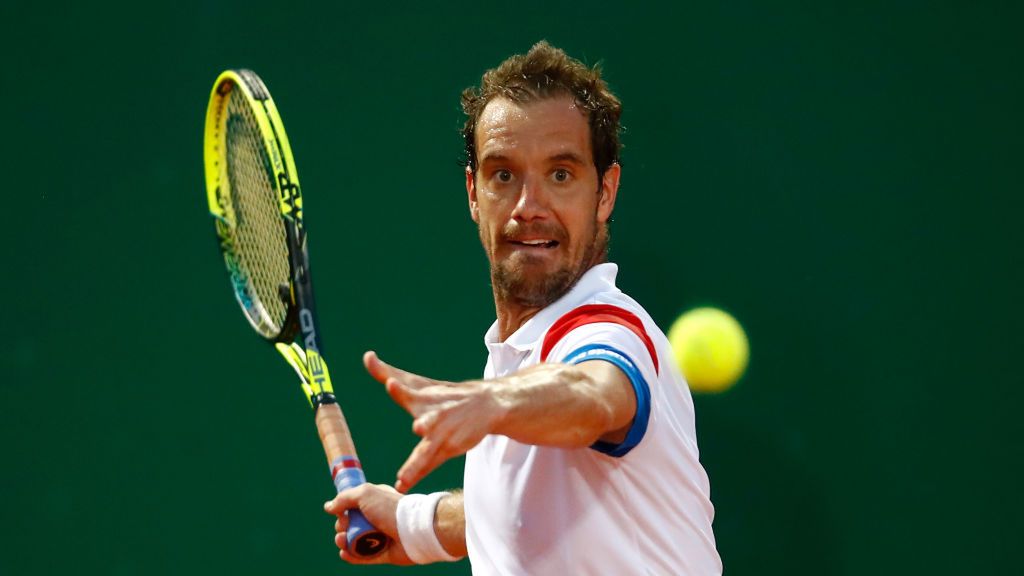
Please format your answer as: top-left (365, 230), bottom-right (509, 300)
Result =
top-left (667, 307), bottom-right (749, 393)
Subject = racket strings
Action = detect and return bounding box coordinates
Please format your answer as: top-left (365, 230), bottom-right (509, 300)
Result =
top-left (224, 90), bottom-right (291, 334)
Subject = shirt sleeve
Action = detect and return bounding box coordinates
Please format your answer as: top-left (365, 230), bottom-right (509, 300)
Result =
top-left (544, 322), bottom-right (658, 457)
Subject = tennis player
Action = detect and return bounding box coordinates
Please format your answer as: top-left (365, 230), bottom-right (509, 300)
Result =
top-left (325, 41), bottom-right (722, 575)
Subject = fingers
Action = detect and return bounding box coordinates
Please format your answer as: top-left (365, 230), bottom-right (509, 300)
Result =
top-left (412, 410), bottom-right (438, 436)
top-left (394, 391), bottom-right (493, 491)
top-left (385, 378), bottom-right (421, 415)
top-left (363, 350), bottom-right (438, 391)
top-left (395, 437), bottom-right (445, 493)
top-left (339, 546), bottom-right (402, 565)
top-left (384, 375), bottom-right (466, 419)
top-left (364, 351), bottom-right (419, 386)
top-left (326, 483), bottom-right (409, 566)
top-left (327, 489), bottom-right (377, 563)
top-left (334, 514), bottom-right (349, 535)
top-left (363, 350), bottom-right (392, 385)
top-left (336, 534), bottom-right (389, 565)
top-left (324, 485), bottom-right (364, 515)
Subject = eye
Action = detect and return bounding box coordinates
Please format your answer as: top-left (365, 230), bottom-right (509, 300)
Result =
top-left (496, 169), bottom-right (513, 183)
top-left (553, 168), bottom-right (570, 183)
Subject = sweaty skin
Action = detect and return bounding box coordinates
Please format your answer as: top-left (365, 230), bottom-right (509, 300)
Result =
top-left (324, 96), bottom-right (634, 565)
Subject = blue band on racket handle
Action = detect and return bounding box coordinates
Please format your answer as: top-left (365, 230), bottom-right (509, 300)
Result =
top-left (331, 457), bottom-right (366, 492)
top-left (330, 456), bottom-right (389, 557)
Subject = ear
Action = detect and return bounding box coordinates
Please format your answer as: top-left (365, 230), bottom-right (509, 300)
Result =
top-left (466, 167), bottom-right (480, 223)
top-left (596, 162), bottom-right (621, 224)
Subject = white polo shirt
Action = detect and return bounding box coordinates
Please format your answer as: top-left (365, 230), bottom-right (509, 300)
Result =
top-left (464, 263), bottom-right (721, 576)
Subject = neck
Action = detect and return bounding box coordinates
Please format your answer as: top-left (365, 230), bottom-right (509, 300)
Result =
top-left (490, 243), bottom-right (609, 341)
top-left (491, 260), bottom-right (606, 341)
top-left (494, 299), bottom-right (544, 341)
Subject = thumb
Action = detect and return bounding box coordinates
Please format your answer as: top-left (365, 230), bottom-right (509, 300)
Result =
top-left (324, 485), bottom-right (364, 515)
top-left (363, 351), bottom-right (395, 385)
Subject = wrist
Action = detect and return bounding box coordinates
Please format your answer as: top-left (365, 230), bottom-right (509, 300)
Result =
top-left (396, 492), bottom-right (460, 564)
top-left (483, 379), bottom-right (513, 437)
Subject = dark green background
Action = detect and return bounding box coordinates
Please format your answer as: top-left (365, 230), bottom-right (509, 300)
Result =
top-left (3, 1), bottom-right (1020, 574)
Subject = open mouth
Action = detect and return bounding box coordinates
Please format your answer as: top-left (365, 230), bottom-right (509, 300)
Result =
top-left (509, 239), bottom-right (560, 249)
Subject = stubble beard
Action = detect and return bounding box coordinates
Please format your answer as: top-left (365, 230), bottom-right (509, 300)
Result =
top-left (486, 222), bottom-right (606, 309)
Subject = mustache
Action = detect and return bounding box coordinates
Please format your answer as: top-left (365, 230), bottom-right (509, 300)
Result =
top-left (501, 221), bottom-right (567, 242)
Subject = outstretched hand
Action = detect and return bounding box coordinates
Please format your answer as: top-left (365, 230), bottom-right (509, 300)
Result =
top-left (364, 351), bottom-right (504, 492)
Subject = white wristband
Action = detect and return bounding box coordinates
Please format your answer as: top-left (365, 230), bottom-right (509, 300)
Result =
top-left (396, 491), bottom-right (460, 564)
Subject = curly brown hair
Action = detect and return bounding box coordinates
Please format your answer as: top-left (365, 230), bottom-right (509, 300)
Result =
top-left (461, 41), bottom-right (622, 178)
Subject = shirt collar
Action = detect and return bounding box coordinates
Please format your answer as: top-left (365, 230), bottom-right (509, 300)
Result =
top-left (483, 262), bottom-right (621, 353)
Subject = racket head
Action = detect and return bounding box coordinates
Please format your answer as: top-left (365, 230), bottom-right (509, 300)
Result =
top-left (204, 69), bottom-right (304, 341)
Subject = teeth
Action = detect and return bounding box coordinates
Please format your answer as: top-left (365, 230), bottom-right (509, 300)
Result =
top-left (521, 240), bottom-right (550, 246)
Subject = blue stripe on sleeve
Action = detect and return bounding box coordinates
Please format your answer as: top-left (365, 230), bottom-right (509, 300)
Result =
top-left (562, 343), bottom-right (652, 458)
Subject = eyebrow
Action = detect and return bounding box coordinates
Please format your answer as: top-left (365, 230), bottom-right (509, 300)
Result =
top-left (478, 151), bottom-right (589, 166)
top-left (479, 153), bottom-right (511, 165)
top-left (548, 152), bottom-right (587, 166)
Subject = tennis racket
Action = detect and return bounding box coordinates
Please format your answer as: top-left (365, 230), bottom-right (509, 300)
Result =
top-left (203, 69), bottom-right (388, 558)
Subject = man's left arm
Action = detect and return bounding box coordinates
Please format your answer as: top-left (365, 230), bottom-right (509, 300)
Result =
top-left (364, 351), bottom-right (637, 492)
top-left (490, 360), bottom-right (637, 446)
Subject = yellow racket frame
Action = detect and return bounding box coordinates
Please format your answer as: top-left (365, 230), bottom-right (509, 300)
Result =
top-left (204, 69), bottom-right (303, 226)
top-left (203, 68), bottom-right (333, 394)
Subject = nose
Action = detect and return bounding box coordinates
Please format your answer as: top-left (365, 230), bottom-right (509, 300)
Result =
top-left (510, 174), bottom-right (549, 222)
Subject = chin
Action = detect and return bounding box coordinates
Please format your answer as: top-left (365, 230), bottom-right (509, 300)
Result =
top-left (501, 255), bottom-right (560, 281)
top-left (493, 259), bottom-right (578, 308)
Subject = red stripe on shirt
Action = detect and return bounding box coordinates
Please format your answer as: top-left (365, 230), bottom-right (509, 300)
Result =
top-left (540, 304), bottom-right (659, 374)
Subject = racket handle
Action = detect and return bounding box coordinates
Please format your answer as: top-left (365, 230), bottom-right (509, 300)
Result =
top-left (346, 508), bottom-right (386, 557)
top-left (332, 457), bottom-right (390, 558)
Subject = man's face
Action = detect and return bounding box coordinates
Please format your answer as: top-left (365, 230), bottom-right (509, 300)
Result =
top-left (466, 96), bottom-right (620, 308)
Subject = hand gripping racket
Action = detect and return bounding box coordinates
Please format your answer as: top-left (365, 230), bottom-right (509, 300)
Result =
top-left (203, 69), bottom-right (388, 558)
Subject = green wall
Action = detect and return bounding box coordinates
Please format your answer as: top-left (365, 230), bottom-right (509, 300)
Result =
top-left (3, 1), bottom-right (1020, 574)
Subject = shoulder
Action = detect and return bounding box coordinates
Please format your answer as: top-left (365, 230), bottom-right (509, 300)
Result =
top-left (540, 297), bottom-right (661, 376)
top-left (540, 299), bottom-right (661, 457)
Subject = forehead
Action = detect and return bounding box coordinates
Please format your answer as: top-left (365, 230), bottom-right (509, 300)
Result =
top-left (475, 96), bottom-right (592, 161)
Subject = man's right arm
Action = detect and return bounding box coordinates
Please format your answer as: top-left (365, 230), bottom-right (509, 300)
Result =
top-left (324, 484), bottom-right (466, 565)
